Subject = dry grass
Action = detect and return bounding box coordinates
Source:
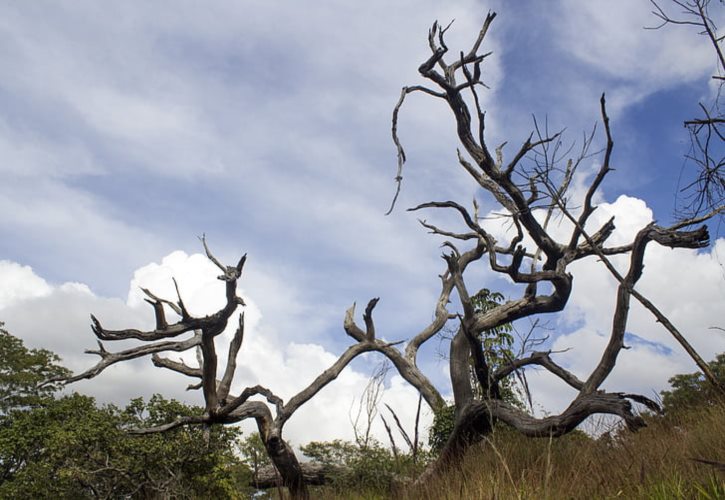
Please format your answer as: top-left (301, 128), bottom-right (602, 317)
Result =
top-left (318, 402), bottom-right (725, 499)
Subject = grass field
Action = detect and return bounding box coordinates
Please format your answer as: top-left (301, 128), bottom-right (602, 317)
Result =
top-left (313, 402), bottom-right (725, 499)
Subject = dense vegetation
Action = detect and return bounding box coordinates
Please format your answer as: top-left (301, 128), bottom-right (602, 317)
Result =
top-left (0, 324), bottom-right (250, 499)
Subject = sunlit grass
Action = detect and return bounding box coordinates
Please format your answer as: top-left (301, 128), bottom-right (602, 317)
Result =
top-left (315, 401), bottom-right (725, 499)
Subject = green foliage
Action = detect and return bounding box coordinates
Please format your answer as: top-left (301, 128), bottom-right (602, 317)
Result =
top-left (0, 322), bottom-right (70, 414)
top-left (0, 324), bottom-right (256, 499)
top-left (471, 289), bottom-right (513, 345)
top-left (660, 353), bottom-right (725, 414)
top-left (301, 439), bottom-right (425, 495)
top-left (429, 290), bottom-right (525, 454)
top-left (238, 432), bottom-right (271, 489)
top-left (0, 394), bottom-right (243, 498)
top-left (470, 289), bottom-right (521, 405)
top-left (428, 404), bottom-right (455, 454)
top-left (0, 393), bottom-right (246, 499)
top-left (119, 394), bottom-right (246, 497)
top-left (301, 439), bottom-right (359, 468)
top-left (0, 327), bottom-right (248, 498)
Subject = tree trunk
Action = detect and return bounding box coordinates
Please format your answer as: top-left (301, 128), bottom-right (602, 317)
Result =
top-left (415, 401), bottom-right (494, 486)
top-left (261, 428), bottom-right (309, 499)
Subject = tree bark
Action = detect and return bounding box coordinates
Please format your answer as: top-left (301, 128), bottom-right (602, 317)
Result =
top-left (260, 428), bottom-right (309, 499)
top-left (251, 463), bottom-right (342, 489)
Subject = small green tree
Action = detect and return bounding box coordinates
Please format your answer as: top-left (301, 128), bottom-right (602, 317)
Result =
top-left (118, 394), bottom-right (247, 497)
top-left (300, 439), bottom-right (359, 469)
top-left (661, 353), bottom-right (725, 413)
top-left (0, 325), bottom-right (246, 498)
top-left (238, 432), bottom-right (271, 490)
top-left (429, 289), bottom-right (524, 453)
top-left (469, 289), bottom-right (523, 405)
top-left (0, 322), bottom-right (69, 414)
top-left (428, 404), bottom-right (456, 454)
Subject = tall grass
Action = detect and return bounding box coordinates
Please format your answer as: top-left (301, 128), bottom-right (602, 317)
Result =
top-left (316, 402), bottom-right (725, 499)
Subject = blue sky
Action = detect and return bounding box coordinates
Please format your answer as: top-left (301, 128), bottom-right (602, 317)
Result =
top-left (1, 1), bottom-right (723, 445)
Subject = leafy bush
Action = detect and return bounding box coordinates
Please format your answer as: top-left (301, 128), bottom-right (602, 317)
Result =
top-left (0, 327), bottom-right (247, 498)
top-left (301, 439), bottom-right (427, 496)
top-left (0, 322), bottom-right (69, 414)
top-left (0, 393), bottom-right (246, 498)
top-left (661, 353), bottom-right (725, 413)
top-left (428, 404), bottom-right (455, 454)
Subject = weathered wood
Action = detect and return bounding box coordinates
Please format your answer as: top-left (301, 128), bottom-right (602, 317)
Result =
top-left (251, 463), bottom-right (343, 489)
top-left (389, 10), bottom-right (721, 489)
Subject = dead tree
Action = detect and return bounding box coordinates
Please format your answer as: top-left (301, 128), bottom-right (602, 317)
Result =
top-left (352, 9), bottom-right (724, 483)
top-left (60, 238), bottom-right (400, 499)
top-left (60, 232), bottom-right (461, 497)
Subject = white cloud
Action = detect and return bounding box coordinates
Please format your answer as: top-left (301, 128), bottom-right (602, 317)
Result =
top-left (5, 189), bottom-right (722, 445)
top-left (0, 176), bottom-right (166, 294)
top-left (0, 119), bottom-right (100, 179)
top-left (553, 0), bottom-right (716, 113)
top-left (0, 0), bottom-right (503, 304)
top-left (1, 195), bottom-right (723, 444)
top-left (0, 261), bottom-right (52, 310)
top-left (475, 187), bottom-right (724, 413)
top-left (557, 1), bottom-right (713, 82)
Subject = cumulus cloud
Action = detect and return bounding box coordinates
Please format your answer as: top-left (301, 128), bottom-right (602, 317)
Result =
top-left (0, 261), bottom-right (52, 309)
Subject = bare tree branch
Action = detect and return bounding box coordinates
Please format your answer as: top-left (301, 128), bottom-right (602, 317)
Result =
top-left (494, 350), bottom-right (584, 391)
top-left (63, 331), bottom-right (203, 385)
top-left (151, 352), bottom-right (202, 379)
top-left (218, 313), bottom-right (245, 402)
top-left (384, 403), bottom-right (414, 452)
